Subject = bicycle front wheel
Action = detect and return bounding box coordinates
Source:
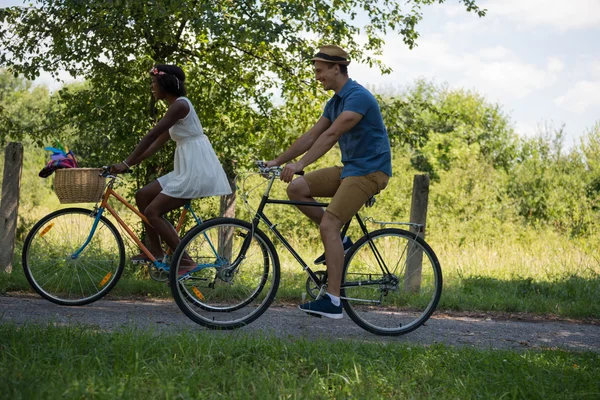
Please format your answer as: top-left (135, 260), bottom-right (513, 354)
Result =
top-left (170, 217), bottom-right (280, 330)
top-left (22, 208), bottom-right (125, 306)
top-left (341, 228), bottom-right (442, 336)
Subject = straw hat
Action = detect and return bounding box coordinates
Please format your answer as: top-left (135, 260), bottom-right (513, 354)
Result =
top-left (310, 45), bottom-right (350, 66)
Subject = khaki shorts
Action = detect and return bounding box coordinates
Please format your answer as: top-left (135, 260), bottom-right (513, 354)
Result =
top-left (303, 166), bottom-right (389, 223)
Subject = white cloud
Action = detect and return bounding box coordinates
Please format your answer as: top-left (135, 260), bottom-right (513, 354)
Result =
top-left (515, 121), bottom-right (537, 137)
top-left (562, 56), bottom-right (600, 82)
top-left (378, 35), bottom-right (560, 101)
top-left (592, 61), bottom-right (600, 78)
top-left (483, 0), bottom-right (600, 31)
top-left (547, 57), bottom-right (565, 73)
top-left (460, 59), bottom-right (556, 99)
top-left (441, 3), bottom-right (468, 18)
top-left (477, 46), bottom-right (515, 61)
top-left (555, 80), bottom-right (600, 114)
top-left (442, 19), bottom-right (488, 34)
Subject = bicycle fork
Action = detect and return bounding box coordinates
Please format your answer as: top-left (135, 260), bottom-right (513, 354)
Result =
top-left (70, 208), bottom-right (105, 259)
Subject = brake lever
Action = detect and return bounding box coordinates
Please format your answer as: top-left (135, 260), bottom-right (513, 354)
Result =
top-left (101, 165), bottom-right (132, 178)
top-left (256, 160), bottom-right (304, 176)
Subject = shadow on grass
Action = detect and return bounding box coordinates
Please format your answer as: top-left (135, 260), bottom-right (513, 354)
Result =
top-left (0, 261), bottom-right (171, 299)
top-left (3, 258), bottom-right (599, 320)
top-left (441, 274), bottom-right (600, 319)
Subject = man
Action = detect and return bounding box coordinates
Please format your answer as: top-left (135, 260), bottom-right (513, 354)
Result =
top-left (266, 44), bottom-right (392, 319)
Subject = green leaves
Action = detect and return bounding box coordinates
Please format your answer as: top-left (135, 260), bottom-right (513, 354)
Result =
top-left (0, 0), bottom-right (486, 183)
top-left (0, 70), bottom-right (62, 146)
top-left (378, 80), bottom-right (517, 180)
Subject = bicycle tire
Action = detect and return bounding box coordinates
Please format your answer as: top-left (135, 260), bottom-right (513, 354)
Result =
top-left (341, 228), bottom-right (442, 336)
top-left (22, 207), bottom-right (125, 306)
top-left (169, 217), bottom-right (280, 330)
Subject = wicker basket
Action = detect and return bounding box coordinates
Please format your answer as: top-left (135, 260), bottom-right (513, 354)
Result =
top-left (54, 168), bottom-right (106, 203)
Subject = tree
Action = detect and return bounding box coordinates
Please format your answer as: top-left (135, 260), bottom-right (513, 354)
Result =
top-left (0, 0), bottom-right (486, 217)
top-left (379, 80), bottom-right (517, 179)
top-left (0, 69), bottom-right (60, 147)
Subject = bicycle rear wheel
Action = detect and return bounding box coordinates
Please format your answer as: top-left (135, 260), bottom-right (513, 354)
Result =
top-left (169, 217), bottom-right (280, 330)
top-left (341, 228), bottom-right (442, 336)
top-left (22, 208), bottom-right (125, 306)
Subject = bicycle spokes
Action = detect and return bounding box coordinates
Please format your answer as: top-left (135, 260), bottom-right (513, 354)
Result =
top-left (22, 208), bottom-right (125, 306)
top-left (170, 219), bottom-right (280, 329)
top-left (341, 229), bottom-right (442, 336)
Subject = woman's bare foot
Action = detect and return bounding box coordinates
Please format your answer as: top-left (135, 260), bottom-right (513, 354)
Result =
top-left (130, 251), bottom-right (165, 263)
top-left (178, 253), bottom-right (197, 275)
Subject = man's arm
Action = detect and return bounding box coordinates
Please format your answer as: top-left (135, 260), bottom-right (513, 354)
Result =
top-left (279, 111), bottom-right (363, 182)
top-left (267, 116), bottom-right (332, 166)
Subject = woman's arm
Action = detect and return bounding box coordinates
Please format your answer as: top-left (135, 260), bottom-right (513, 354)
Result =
top-left (137, 131), bottom-right (171, 162)
top-left (125, 100), bottom-right (189, 166)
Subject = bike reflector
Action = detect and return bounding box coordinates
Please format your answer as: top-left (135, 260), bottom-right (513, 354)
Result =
top-left (99, 272), bottom-right (113, 288)
top-left (192, 286), bottom-right (205, 300)
top-left (39, 223), bottom-right (55, 237)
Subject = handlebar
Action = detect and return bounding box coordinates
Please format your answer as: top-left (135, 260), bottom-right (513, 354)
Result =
top-left (100, 166), bottom-right (133, 178)
top-left (256, 160), bottom-right (304, 177)
top-left (256, 161), bottom-right (281, 177)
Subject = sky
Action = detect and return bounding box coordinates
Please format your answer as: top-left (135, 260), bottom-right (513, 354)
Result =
top-left (2, 0), bottom-right (599, 147)
top-left (350, 0), bottom-right (600, 147)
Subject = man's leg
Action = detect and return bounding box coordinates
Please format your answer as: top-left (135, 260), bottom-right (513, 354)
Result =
top-left (297, 211), bottom-right (345, 319)
top-left (286, 177), bottom-right (325, 224)
top-left (298, 173), bottom-right (383, 319)
top-left (287, 166), bottom-right (342, 224)
top-left (322, 172), bottom-right (387, 294)
top-left (320, 211), bottom-right (344, 296)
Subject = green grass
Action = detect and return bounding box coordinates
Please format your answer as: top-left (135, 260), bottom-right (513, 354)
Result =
top-left (272, 230), bottom-right (600, 319)
top-left (440, 274), bottom-right (600, 318)
top-left (6, 143), bottom-right (600, 319)
top-left (0, 323), bottom-right (598, 399)
top-left (431, 229), bottom-right (600, 319)
top-left (3, 229), bottom-right (600, 320)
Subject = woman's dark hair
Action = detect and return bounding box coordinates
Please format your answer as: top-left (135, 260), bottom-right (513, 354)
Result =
top-left (150, 64), bottom-right (187, 96)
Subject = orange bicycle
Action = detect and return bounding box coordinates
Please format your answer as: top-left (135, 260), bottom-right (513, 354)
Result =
top-left (22, 167), bottom-right (204, 305)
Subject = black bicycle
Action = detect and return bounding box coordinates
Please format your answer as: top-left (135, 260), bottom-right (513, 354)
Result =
top-left (168, 162), bottom-right (442, 336)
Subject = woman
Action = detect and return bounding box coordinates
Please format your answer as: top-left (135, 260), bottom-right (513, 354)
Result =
top-left (111, 64), bottom-right (231, 270)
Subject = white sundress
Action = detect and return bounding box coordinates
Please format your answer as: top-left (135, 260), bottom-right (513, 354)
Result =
top-left (157, 97), bottom-right (232, 199)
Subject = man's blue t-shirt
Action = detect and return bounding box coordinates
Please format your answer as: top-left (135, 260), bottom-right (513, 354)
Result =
top-left (322, 79), bottom-right (392, 178)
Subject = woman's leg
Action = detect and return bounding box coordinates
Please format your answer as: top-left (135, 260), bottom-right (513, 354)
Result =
top-left (134, 180), bottom-right (164, 256)
top-left (143, 193), bottom-right (190, 256)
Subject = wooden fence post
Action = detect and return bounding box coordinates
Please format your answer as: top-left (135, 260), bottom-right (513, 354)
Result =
top-left (404, 174), bottom-right (430, 292)
top-left (218, 164), bottom-right (237, 261)
top-left (0, 142), bottom-right (24, 273)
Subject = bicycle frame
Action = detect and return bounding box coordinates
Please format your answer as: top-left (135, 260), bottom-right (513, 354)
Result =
top-left (72, 175), bottom-right (203, 269)
top-left (169, 165), bottom-right (441, 335)
top-left (225, 172), bottom-right (394, 291)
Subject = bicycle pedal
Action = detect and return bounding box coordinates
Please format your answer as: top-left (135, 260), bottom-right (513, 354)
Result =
top-left (130, 259), bottom-right (151, 264)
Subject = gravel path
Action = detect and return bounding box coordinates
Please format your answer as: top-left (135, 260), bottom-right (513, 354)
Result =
top-left (1, 295), bottom-right (598, 352)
